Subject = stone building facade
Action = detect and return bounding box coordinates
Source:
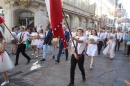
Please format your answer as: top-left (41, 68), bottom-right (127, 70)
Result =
top-left (0, 0), bottom-right (115, 42)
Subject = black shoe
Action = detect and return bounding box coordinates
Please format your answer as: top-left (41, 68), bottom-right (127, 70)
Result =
top-left (55, 60), bottom-right (59, 63)
top-left (66, 58), bottom-right (68, 61)
top-left (67, 83), bottom-right (74, 86)
top-left (27, 58), bottom-right (31, 64)
top-left (41, 59), bottom-right (46, 61)
top-left (53, 56), bottom-right (55, 59)
top-left (110, 58), bottom-right (113, 60)
top-left (82, 77), bottom-right (86, 82)
top-left (15, 63), bottom-right (18, 66)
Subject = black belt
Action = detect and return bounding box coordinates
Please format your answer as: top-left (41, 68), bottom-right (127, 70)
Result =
top-left (78, 54), bottom-right (84, 56)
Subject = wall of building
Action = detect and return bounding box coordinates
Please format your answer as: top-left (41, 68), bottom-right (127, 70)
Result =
top-left (0, 0), bottom-right (116, 42)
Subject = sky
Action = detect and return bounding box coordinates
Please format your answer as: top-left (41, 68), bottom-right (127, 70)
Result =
top-left (120, 0), bottom-right (130, 17)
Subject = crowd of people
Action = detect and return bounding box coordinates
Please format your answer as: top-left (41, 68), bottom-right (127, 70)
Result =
top-left (0, 24), bottom-right (130, 86)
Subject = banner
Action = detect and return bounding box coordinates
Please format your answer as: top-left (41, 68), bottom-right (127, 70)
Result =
top-left (114, 9), bottom-right (126, 17)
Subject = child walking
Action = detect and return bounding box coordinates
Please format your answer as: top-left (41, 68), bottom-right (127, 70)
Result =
top-left (0, 26), bottom-right (14, 86)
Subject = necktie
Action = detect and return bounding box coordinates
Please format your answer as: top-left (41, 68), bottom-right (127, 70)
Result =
top-left (19, 33), bottom-right (23, 42)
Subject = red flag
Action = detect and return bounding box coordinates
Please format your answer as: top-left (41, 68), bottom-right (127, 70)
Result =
top-left (0, 16), bottom-right (4, 24)
top-left (45, 0), bottom-right (68, 48)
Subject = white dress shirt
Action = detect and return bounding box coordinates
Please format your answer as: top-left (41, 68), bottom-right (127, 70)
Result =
top-left (104, 32), bottom-right (108, 39)
top-left (98, 32), bottom-right (105, 41)
top-left (86, 31), bottom-right (91, 37)
top-left (71, 32), bottom-right (76, 37)
top-left (37, 27), bottom-right (42, 33)
top-left (17, 32), bottom-right (27, 44)
top-left (45, 30), bottom-right (49, 37)
top-left (72, 36), bottom-right (87, 54)
top-left (116, 32), bottom-right (123, 41)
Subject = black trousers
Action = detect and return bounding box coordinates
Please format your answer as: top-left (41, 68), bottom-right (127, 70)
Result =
top-left (98, 41), bottom-right (103, 54)
top-left (70, 54), bottom-right (85, 84)
top-left (127, 45), bottom-right (130, 56)
top-left (115, 39), bottom-right (120, 51)
top-left (15, 44), bottom-right (30, 64)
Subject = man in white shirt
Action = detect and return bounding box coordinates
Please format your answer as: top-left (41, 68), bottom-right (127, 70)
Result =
top-left (41, 26), bottom-right (55, 61)
top-left (15, 26), bottom-right (31, 66)
top-left (67, 27), bottom-right (87, 86)
top-left (37, 24), bottom-right (42, 33)
top-left (104, 30), bottom-right (108, 48)
top-left (97, 29), bottom-right (105, 54)
top-left (115, 29), bottom-right (122, 51)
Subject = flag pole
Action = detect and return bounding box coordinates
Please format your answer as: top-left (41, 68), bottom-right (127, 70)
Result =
top-left (3, 23), bottom-right (16, 39)
top-left (62, 9), bottom-right (77, 54)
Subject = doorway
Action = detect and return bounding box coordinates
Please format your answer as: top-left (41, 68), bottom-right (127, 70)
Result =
top-left (19, 11), bottom-right (34, 28)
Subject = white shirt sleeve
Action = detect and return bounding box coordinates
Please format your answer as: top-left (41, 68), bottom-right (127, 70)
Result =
top-left (81, 36), bottom-right (87, 43)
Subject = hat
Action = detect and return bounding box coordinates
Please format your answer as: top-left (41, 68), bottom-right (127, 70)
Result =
top-left (21, 26), bottom-right (25, 29)
top-left (77, 27), bottom-right (84, 32)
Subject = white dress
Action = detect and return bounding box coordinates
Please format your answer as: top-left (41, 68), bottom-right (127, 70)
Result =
top-left (37, 34), bottom-right (45, 48)
top-left (87, 35), bottom-right (99, 56)
top-left (31, 32), bottom-right (38, 45)
top-left (103, 33), bottom-right (116, 58)
top-left (0, 40), bottom-right (14, 72)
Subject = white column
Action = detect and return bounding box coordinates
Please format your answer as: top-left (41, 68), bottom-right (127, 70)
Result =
top-left (81, 17), bottom-right (87, 28)
top-left (87, 18), bottom-right (92, 28)
top-left (37, 6), bottom-right (47, 30)
top-left (4, 4), bottom-right (11, 43)
top-left (70, 15), bottom-right (76, 29)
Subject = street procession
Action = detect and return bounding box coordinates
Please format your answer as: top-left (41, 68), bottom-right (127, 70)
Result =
top-left (0, 0), bottom-right (130, 86)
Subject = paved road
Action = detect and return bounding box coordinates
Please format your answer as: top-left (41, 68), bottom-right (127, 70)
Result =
top-left (0, 44), bottom-right (130, 86)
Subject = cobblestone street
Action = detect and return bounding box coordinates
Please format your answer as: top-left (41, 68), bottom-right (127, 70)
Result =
top-left (0, 44), bottom-right (130, 86)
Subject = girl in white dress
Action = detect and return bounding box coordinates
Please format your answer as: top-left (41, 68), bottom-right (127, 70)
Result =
top-left (30, 28), bottom-right (38, 55)
top-left (36, 29), bottom-right (45, 57)
top-left (103, 29), bottom-right (117, 60)
top-left (0, 27), bottom-right (14, 86)
top-left (87, 29), bottom-right (99, 69)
